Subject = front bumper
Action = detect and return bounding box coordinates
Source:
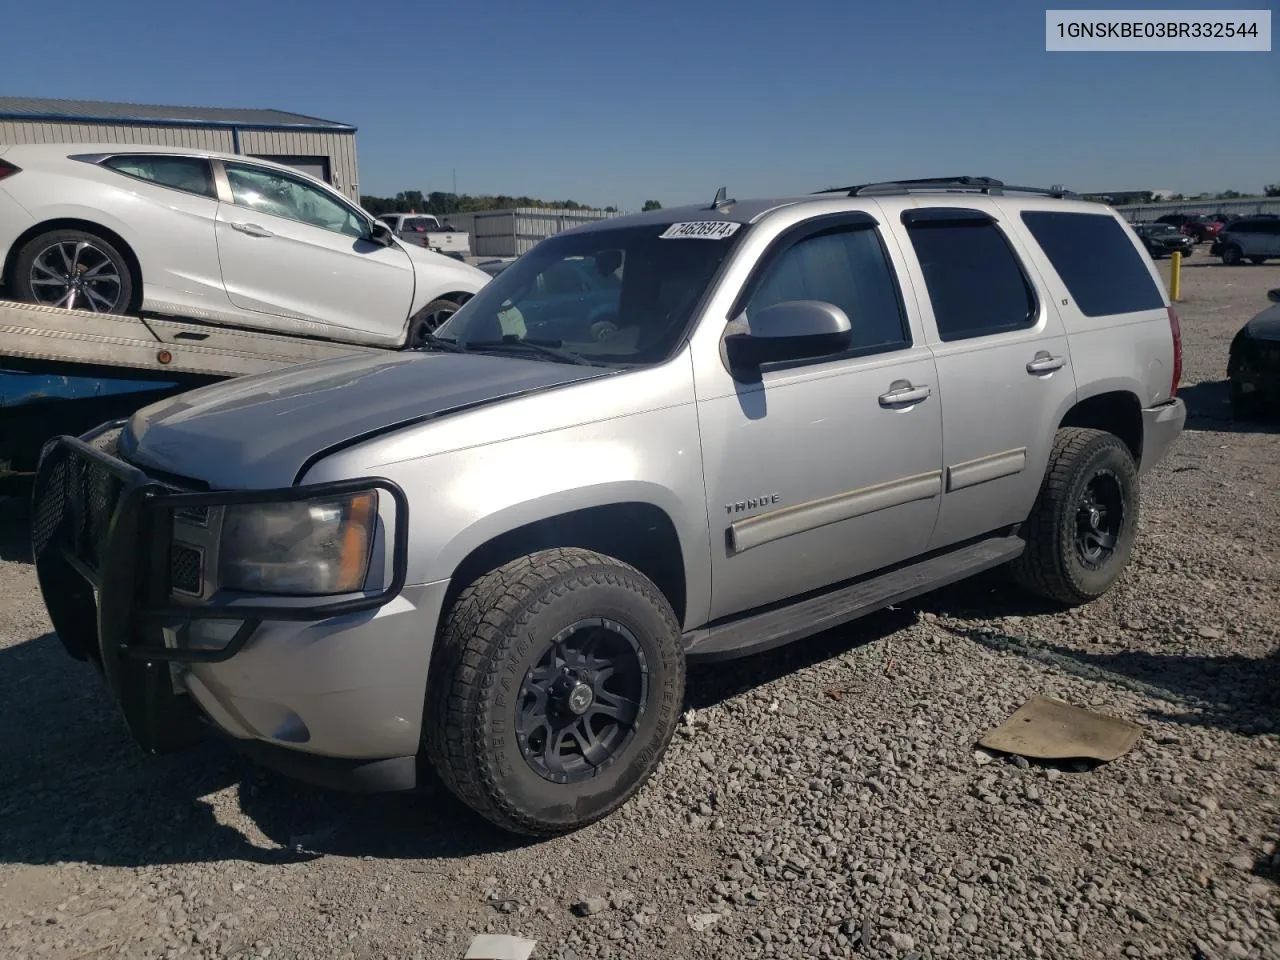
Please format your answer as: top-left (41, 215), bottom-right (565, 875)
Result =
top-left (1139, 397), bottom-right (1186, 475)
top-left (29, 427), bottom-right (442, 788)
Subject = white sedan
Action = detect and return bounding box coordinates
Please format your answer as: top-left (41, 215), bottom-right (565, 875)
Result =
top-left (0, 144), bottom-right (490, 347)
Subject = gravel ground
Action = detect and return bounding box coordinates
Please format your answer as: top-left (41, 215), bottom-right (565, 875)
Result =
top-left (1, 256), bottom-right (1277, 960)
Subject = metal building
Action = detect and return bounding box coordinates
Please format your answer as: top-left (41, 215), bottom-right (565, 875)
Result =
top-left (444, 207), bottom-right (625, 258)
top-left (0, 97), bottom-right (360, 200)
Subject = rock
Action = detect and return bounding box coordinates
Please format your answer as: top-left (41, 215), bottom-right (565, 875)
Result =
top-left (570, 898), bottom-right (609, 918)
top-left (883, 931), bottom-right (915, 951)
top-left (1045, 768), bottom-right (1062, 783)
top-left (973, 749), bottom-right (996, 766)
top-left (1197, 626), bottom-right (1222, 639)
top-left (686, 912), bottom-right (723, 933)
top-left (959, 914), bottom-right (979, 935)
top-left (1227, 854), bottom-right (1254, 871)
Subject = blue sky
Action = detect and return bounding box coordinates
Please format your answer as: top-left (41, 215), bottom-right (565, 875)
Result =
top-left (3, 0), bottom-right (1275, 209)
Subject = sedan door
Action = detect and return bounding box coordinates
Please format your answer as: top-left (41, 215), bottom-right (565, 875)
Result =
top-left (695, 214), bottom-right (944, 619)
top-left (213, 160), bottom-right (416, 342)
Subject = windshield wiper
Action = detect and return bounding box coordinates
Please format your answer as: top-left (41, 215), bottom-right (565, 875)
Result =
top-left (462, 335), bottom-right (604, 366)
top-left (417, 333), bottom-right (467, 354)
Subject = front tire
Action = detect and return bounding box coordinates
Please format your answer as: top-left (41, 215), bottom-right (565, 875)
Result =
top-left (1222, 245), bottom-right (1243, 266)
top-left (1012, 428), bottom-right (1140, 606)
top-left (424, 548), bottom-right (685, 837)
top-left (405, 297), bottom-right (463, 347)
top-left (1249, 257), bottom-right (1268, 266)
top-left (12, 228), bottom-right (135, 314)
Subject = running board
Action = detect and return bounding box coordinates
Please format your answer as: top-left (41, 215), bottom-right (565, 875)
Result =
top-left (683, 536), bottom-right (1025, 662)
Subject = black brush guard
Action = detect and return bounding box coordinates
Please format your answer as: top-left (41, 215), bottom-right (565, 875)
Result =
top-left (30, 429), bottom-right (409, 753)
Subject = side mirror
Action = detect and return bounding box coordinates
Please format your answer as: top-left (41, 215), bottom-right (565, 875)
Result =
top-left (724, 300), bottom-right (853, 370)
top-left (1268, 289), bottom-right (1280, 304)
top-left (369, 220), bottom-right (396, 247)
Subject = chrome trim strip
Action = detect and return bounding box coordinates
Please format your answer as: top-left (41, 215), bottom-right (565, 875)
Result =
top-left (946, 447), bottom-right (1027, 492)
top-left (728, 469), bottom-right (943, 553)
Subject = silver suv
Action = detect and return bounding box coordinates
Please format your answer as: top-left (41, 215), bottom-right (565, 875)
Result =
top-left (1215, 215), bottom-right (1280, 265)
top-left (31, 177), bottom-right (1186, 836)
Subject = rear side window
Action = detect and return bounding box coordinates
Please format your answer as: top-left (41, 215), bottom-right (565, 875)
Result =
top-left (904, 218), bottom-right (1036, 341)
top-left (1021, 212), bottom-right (1164, 316)
top-left (747, 224), bottom-right (910, 354)
top-left (103, 154), bottom-right (216, 200)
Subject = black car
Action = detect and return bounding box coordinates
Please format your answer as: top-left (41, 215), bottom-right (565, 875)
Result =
top-left (1228, 288), bottom-right (1280, 420)
top-left (1132, 221), bottom-right (1195, 259)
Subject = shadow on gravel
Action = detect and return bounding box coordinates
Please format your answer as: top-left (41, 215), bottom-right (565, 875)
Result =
top-left (1177, 380), bottom-right (1280, 434)
top-left (914, 574), bottom-right (1280, 738)
top-left (683, 607), bottom-right (917, 711)
top-left (0, 631), bottom-right (534, 870)
top-left (0, 495), bottom-right (32, 563)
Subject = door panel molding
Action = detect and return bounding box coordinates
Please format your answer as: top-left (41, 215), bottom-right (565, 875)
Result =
top-left (946, 446), bottom-right (1027, 492)
top-left (728, 469), bottom-right (943, 553)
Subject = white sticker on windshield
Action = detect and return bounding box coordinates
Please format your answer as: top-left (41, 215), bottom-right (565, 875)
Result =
top-left (659, 221), bottom-right (742, 240)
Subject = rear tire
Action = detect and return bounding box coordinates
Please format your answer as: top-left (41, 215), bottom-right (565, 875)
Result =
top-left (1249, 257), bottom-right (1267, 266)
top-left (1222, 245), bottom-right (1243, 266)
top-left (1011, 428), bottom-right (1140, 606)
top-left (424, 548), bottom-right (685, 836)
top-left (11, 228), bottom-right (135, 314)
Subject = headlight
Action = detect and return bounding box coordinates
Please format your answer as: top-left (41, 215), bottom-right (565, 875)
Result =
top-left (218, 491), bottom-right (377, 595)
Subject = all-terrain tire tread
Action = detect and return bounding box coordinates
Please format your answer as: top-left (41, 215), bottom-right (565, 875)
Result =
top-left (423, 547), bottom-right (683, 837)
top-left (1011, 427), bottom-right (1137, 605)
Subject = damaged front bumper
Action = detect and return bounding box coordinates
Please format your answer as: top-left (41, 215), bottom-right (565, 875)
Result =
top-left (29, 425), bottom-right (423, 787)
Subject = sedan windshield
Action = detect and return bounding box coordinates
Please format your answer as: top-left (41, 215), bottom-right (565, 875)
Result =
top-left (433, 221), bottom-right (747, 365)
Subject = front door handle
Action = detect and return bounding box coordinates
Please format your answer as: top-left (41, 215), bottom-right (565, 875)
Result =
top-left (230, 222), bottom-right (274, 238)
top-left (1026, 352), bottom-right (1066, 374)
top-left (878, 381), bottom-right (931, 408)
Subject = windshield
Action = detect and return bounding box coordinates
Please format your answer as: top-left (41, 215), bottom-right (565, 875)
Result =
top-left (1146, 224), bottom-right (1177, 235)
top-left (433, 221), bottom-right (747, 364)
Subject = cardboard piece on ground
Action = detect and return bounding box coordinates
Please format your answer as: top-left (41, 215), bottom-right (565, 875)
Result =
top-left (978, 695), bottom-right (1143, 762)
top-left (463, 933), bottom-right (537, 960)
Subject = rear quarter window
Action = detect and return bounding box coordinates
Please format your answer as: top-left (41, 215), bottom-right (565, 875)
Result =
top-left (1020, 211), bottom-right (1165, 317)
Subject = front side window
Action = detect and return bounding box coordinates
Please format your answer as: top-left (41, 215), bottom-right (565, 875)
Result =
top-left (905, 219), bottom-right (1037, 341)
top-left (223, 162), bottom-right (366, 238)
top-left (103, 154), bottom-right (216, 199)
top-left (746, 225), bottom-right (909, 354)
top-left (434, 222), bottom-right (745, 364)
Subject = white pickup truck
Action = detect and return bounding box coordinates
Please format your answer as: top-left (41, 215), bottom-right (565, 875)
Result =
top-left (376, 213), bottom-right (470, 259)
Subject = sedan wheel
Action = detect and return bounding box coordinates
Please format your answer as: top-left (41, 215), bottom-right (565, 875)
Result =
top-left (13, 229), bottom-right (134, 314)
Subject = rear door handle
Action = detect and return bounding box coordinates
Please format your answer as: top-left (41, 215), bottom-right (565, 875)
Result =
top-left (878, 382), bottom-right (931, 408)
top-left (1026, 353), bottom-right (1065, 374)
top-left (230, 222), bottom-right (274, 238)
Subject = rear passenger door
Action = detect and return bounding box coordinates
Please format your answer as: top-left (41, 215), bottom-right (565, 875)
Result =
top-left (884, 204), bottom-right (1077, 551)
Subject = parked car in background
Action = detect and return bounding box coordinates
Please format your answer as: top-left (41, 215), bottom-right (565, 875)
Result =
top-left (1156, 213), bottom-right (1222, 244)
top-left (475, 257), bottom-right (517, 278)
top-left (1228, 288), bottom-right (1280, 419)
top-left (0, 144), bottom-right (490, 347)
top-left (375, 213), bottom-right (471, 259)
top-left (1132, 221), bottom-right (1195, 259)
top-left (1212, 216), bottom-right (1280, 265)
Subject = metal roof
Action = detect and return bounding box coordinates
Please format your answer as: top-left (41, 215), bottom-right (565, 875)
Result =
top-left (0, 97), bottom-right (355, 132)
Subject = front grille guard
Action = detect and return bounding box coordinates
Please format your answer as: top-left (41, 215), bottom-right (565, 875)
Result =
top-left (31, 434), bottom-right (410, 666)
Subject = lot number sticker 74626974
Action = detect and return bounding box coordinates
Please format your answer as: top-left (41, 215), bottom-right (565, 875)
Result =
top-left (659, 221), bottom-right (743, 240)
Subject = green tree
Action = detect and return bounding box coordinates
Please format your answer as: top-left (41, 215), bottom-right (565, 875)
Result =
top-left (1216, 189), bottom-right (1243, 200)
top-left (1265, 184), bottom-right (1280, 197)
top-left (642, 200), bottom-right (662, 211)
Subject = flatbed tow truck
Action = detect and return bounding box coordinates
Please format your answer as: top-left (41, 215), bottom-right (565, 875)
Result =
top-left (1, 297), bottom-right (384, 486)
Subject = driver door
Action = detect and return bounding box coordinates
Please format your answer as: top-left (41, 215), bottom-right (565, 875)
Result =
top-left (213, 160), bottom-right (416, 341)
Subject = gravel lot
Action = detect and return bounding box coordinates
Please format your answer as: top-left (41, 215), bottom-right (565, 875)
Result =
top-left (2, 256), bottom-right (1277, 960)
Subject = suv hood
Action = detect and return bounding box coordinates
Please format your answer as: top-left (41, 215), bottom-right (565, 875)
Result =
top-left (122, 351), bottom-right (610, 488)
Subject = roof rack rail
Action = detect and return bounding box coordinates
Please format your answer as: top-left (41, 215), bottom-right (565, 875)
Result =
top-left (812, 177), bottom-right (1077, 199)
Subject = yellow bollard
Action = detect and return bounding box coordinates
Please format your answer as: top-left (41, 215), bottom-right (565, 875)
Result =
top-left (1170, 251), bottom-right (1182, 302)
